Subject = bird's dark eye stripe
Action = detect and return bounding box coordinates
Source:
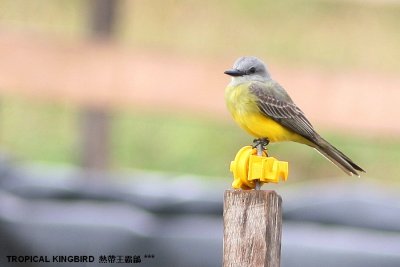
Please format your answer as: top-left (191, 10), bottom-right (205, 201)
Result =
top-left (248, 67), bottom-right (256, 74)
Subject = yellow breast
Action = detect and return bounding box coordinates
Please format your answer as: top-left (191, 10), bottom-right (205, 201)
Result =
top-left (225, 83), bottom-right (306, 143)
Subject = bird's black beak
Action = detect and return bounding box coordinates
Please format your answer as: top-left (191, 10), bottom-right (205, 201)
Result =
top-left (224, 69), bottom-right (245, 77)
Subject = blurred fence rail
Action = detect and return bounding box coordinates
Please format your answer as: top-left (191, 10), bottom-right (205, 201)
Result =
top-left (0, 33), bottom-right (227, 114)
top-left (0, 33), bottom-right (399, 135)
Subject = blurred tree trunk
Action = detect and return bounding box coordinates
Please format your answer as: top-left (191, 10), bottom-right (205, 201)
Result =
top-left (80, 0), bottom-right (118, 171)
top-left (89, 0), bottom-right (117, 38)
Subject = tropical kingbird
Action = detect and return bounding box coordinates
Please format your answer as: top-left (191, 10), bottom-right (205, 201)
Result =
top-left (224, 56), bottom-right (365, 176)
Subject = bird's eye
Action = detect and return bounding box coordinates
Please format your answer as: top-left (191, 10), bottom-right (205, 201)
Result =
top-left (248, 67), bottom-right (256, 74)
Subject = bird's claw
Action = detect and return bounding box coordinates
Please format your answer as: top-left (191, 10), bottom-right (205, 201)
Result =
top-left (252, 138), bottom-right (270, 150)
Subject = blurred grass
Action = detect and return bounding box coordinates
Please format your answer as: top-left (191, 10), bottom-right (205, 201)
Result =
top-left (1, 95), bottom-right (399, 182)
top-left (120, 0), bottom-right (400, 72)
top-left (0, 0), bottom-right (89, 39)
top-left (0, 0), bottom-right (399, 71)
top-left (0, 96), bottom-right (79, 164)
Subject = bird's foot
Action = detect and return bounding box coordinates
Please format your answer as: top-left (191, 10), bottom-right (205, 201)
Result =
top-left (255, 180), bottom-right (262, 190)
top-left (252, 138), bottom-right (270, 150)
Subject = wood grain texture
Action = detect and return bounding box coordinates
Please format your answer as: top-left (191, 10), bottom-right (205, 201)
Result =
top-left (223, 190), bottom-right (282, 267)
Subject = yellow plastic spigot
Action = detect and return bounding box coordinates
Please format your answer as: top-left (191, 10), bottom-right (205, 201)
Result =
top-left (229, 146), bottom-right (288, 190)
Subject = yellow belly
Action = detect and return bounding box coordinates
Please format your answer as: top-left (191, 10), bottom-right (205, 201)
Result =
top-left (225, 83), bottom-right (307, 143)
top-left (234, 111), bottom-right (306, 142)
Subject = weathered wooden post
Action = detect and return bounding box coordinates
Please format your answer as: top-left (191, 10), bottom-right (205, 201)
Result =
top-left (223, 190), bottom-right (282, 267)
top-left (224, 145), bottom-right (286, 267)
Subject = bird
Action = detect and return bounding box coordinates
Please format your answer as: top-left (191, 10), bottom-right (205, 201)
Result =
top-left (224, 56), bottom-right (365, 176)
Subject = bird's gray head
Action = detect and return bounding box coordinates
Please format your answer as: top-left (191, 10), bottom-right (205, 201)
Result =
top-left (224, 56), bottom-right (270, 83)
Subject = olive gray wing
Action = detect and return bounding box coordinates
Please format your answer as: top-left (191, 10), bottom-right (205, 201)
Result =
top-left (249, 81), bottom-right (318, 142)
top-left (249, 81), bottom-right (365, 175)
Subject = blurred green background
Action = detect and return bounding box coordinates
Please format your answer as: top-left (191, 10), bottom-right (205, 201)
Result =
top-left (0, 0), bottom-right (399, 183)
top-left (2, 0), bottom-right (399, 70)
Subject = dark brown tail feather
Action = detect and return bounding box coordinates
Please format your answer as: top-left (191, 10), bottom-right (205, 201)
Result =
top-left (313, 137), bottom-right (365, 176)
